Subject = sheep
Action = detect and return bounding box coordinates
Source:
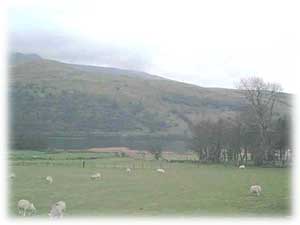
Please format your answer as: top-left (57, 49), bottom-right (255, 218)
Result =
top-left (157, 168), bottom-right (165, 173)
top-left (90, 173), bottom-right (101, 180)
top-left (250, 185), bottom-right (262, 196)
top-left (10, 173), bottom-right (16, 179)
top-left (55, 201), bottom-right (66, 211)
top-left (126, 168), bottom-right (131, 173)
top-left (48, 206), bottom-right (62, 218)
top-left (46, 176), bottom-right (53, 184)
top-left (17, 199), bottom-right (36, 216)
top-left (239, 165), bottom-right (245, 169)
top-left (48, 201), bottom-right (66, 218)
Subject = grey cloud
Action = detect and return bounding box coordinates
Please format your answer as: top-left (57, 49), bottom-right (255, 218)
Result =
top-left (9, 30), bottom-right (153, 72)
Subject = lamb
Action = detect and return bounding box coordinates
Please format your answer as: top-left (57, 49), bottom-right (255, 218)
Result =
top-left (46, 176), bottom-right (53, 184)
top-left (17, 199), bottom-right (36, 216)
top-left (157, 168), bottom-right (165, 173)
top-left (126, 168), bottom-right (131, 173)
top-left (90, 173), bottom-right (101, 180)
top-left (48, 201), bottom-right (66, 218)
top-left (250, 185), bottom-right (262, 196)
top-left (239, 165), bottom-right (245, 169)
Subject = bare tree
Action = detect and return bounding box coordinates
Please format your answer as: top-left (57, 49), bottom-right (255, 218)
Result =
top-left (272, 116), bottom-right (291, 166)
top-left (238, 77), bottom-right (282, 165)
top-left (190, 118), bottom-right (228, 164)
top-left (225, 115), bottom-right (244, 165)
top-left (190, 119), bottom-right (211, 163)
top-left (146, 141), bottom-right (163, 160)
top-left (226, 109), bottom-right (261, 166)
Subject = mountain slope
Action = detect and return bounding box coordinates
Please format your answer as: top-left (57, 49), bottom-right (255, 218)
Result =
top-left (9, 53), bottom-right (292, 151)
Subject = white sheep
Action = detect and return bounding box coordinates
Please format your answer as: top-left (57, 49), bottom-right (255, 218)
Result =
top-left (250, 185), bottom-right (262, 196)
top-left (126, 168), bottom-right (131, 173)
top-left (17, 199), bottom-right (36, 216)
top-left (239, 165), bottom-right (245, 169)
top-left (46, 176), bottom-right (53, 184)
top-left (48, 201), bottom-right (66, 218)
top-left (157, 168), bottom-right (165, 173)
top-left (10, 173), bottom-right (16, 179)
top-left (90, 173), bottom-right (101, 180)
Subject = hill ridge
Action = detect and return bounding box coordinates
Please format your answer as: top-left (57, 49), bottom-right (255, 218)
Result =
top-left (9, 52), bottom-right (292, 151)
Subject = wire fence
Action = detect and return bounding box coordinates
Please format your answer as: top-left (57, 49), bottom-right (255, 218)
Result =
top-left (9, 159), bottom-right (176, 169)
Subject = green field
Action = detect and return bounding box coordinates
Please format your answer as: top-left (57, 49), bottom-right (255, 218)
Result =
top-left (8, 151), bottom-right (291, 217)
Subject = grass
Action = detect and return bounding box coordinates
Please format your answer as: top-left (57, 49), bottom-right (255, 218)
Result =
top-left (9, 150), bottom-right (117, 161)
top-left (8, 151), bottom-right (291, 217)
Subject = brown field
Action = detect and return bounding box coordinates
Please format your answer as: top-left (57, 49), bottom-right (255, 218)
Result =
top-left (87, 147), bottom-right (148, 158)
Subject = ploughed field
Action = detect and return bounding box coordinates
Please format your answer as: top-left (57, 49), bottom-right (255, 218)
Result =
top-left (8, 150), bottom-right (291, 217)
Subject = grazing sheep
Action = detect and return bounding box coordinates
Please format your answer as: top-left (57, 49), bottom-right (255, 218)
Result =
top-left (126, 168), bottom-right (131, 173)
top-left (56, 201), bottom-right (66, 211)
top-left (17, 199), bottom-right (36, 216)
top-left (48, 201), bottom-right (66, 218)
top-left (46, 176), bottom-right (53, 184)
top-left (48, 206), bottom-right (61, 218)
top-left (90, 173), bottom-right (101, 180)
top-left (239, 165), bottom-right (245, 169)
top-left (157, 168), bottom-right (165, 173)
top-left (250, 185), bottom-right (262, 196)
top-left (10, 173), bottom-right (16, 179)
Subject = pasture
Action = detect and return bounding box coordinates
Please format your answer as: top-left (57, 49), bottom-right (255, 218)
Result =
top-left (8, 150), bottom-right (291, 217)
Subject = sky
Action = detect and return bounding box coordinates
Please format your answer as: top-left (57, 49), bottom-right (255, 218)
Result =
top-left (7, 0), bottom-right (300, 93)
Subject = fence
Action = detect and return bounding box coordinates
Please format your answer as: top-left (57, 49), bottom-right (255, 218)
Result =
top-left (9, 159), bottom-right (175, 169)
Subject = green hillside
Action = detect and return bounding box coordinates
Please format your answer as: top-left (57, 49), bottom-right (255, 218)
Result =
top-left (9, 53), bottom-right (292, 151)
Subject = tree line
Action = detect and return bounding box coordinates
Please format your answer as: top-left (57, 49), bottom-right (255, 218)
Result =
top-left (189, 77), bottom-right (292, 166)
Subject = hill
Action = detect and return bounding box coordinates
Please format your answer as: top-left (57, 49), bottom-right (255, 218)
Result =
top-left (9, 53), bottom-right (292, 151)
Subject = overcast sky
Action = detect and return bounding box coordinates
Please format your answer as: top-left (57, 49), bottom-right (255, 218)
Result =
top-left (8, 0), bottom-right (300, 92)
